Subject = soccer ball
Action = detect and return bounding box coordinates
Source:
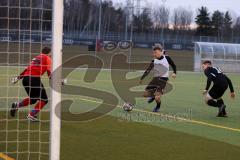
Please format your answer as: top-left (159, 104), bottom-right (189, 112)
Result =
top-left (123, 102), bottom-right (134, 112)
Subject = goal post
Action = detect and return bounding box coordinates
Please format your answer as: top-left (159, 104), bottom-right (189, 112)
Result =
top-left (194, 42), bottom-right (240, 72)
top-left (0, 0), bottom-right (63, 159)
top-left (50, 0), bottom-right (63, 160)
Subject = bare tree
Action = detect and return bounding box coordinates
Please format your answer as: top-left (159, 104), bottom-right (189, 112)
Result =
top-left (233, 16), bottom-right (240, 37)
top-left (234, 16), bottom-right (240, 28)
top-left (152, 5), bottom-right (170, 31)
top-left (172, 7), bottom-right (193, 30)
top-left (172, 8), bottom-right (181, 30)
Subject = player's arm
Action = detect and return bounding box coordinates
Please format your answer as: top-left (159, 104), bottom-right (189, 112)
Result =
top-left (140, 60), bottom-right (154, 83)
top-left (166, 56), bottom-right (177, 78)
top-left (46, 56), bottom-right (52, 79)
top-left (166, 56), bottom-right (177, 74)
top-left (224, 75), bottom-right (234, 93)
top-left (205, 77), bottom-right (212, 91)
top-left (11, 68), bottom-right (27, 84)
top-left (224, 74), bottom-right (235, 98)
top-left (202, 78), bottom-right (212, 95)
top-left (19, 68), bottom-right (27, 79)
top-left (203, 69), bottom-right (212, 94)
top-left (47, 70), bottom-right (51, 78)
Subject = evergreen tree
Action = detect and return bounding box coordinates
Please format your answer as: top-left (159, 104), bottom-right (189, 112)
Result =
top-left (233, 16), bottom-right (240, 38)
top-left (195, 6), bottom-right (212, 36)
top-left (222, 11), bottom-right (233, 41)
top-left (133, 8), bottom-right (152, 33)
top-left (211, 10), bottom-right (224, 40)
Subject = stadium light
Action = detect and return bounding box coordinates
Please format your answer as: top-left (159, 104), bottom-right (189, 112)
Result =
top-left (98, 0), bottom-right (102, 40)
top-left (161, 0), bottom-right (167, 45)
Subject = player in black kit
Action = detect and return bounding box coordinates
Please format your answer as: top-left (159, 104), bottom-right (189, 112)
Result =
top-left (202, 60), bottom-right (235, 117)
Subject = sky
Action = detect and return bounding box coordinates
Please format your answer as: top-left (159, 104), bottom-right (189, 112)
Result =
top-left (112, 0), bottom-right (240, 18)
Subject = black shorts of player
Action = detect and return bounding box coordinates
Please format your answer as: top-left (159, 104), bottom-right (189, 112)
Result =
top-left (208, 84), bottom-right (228, 99)
top-left (22, 76), bottom-right (48, 104)
top-left (145, 77), bottom-right (168, 96)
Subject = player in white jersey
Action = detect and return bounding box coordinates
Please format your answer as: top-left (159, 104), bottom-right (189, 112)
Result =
top-left (140, 46), bottom-right (177, 112)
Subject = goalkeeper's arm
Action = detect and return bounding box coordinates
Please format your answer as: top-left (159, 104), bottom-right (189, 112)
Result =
top-left (11, 68), bottom-right (27, 84)
top-left (19, 68), bottom-right (28, 79)
top-left (47, 70), bottom-right (51, 79)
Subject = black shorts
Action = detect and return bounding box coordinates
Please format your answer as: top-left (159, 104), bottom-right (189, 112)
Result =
top-left (145, 77), bottom-right (168, 96)
top-left (208, 84), bottom-right (228, 99)
top-left (22, 76), bottom-right (48, 102)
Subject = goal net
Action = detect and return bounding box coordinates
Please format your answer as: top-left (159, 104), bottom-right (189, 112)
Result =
top-left (0, 0), bottom-right (62, 160)
top-left (194, 42), bottom-right (240, 72)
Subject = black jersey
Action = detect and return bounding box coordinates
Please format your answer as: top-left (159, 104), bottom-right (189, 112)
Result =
top-left (204, 67), bottom-right (234, 92)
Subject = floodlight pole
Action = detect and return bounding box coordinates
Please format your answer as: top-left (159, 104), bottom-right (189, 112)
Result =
top-left (50, 0), bottom-right (63, 160)
top-left (128, 0), bottom-right (134, 70)
top-left (95, 0), bottom-right (102, 67)
top-left (125, 5), bottom-right (129, 40)
top-left (161, 0), bottom-right (166, 46)
top-left (130, 0), bottom-right (134, 42)
top-left (98, 0), bottom-right (102, 40)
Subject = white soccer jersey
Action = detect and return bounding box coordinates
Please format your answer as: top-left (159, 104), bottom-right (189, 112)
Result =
top-left (140, 55), bottom-right (177, 80)
top-left (153, 55), bottom-right (170, 78)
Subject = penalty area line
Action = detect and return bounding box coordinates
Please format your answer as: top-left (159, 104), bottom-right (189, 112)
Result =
top-left (78, 97), bottom-right (240, 133)
top-left (0, 153), bottom-right (15, 160)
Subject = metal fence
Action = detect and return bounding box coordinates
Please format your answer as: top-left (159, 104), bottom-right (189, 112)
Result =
top-left (1, 30), bottom-right (240, 50)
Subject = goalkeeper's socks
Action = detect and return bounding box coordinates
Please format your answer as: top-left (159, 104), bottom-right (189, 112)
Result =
top-left (153, 102), bottom-right (161, 112)
top-left (18, 97), bottom-right (30, 108)
top-left (207, 100), bottom-right (218, 107)
top-left (30, 100), bottom-right (47, 116)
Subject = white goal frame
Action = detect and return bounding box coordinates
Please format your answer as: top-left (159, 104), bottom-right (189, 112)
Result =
top-left (50, 0), bottom-right (63, 160)
top-left (194, 42), bottom-right (240, 72)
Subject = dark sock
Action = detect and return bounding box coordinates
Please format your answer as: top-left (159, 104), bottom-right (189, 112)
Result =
top-left (217, 99), bottom-right (224, 107)
top-left (207, 100), bottom-right (218, 107)
top-left (156, 101), bottom-right (161, 109)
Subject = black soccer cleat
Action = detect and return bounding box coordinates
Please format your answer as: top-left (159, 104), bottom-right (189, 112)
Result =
top-left (152, 106), bottom-right (160, 112)
top-left (217, 105), bottom-right (227, 117)
top-left (10, 102), bottom-right (18, 117)
top-left (222, 108), bottom-right (228, 117)
top-left (218, 104), bottom-right (226, 114)
top-left (217, 112), bottom-right (228, 117)
top-left (220, 108), bottom-right (228, 117)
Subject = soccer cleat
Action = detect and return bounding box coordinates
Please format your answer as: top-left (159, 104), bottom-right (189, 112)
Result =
top-left (217, 112), bottom-right (228, 117)
top-left (222, 108), bottom-right (228, 117)
top-left (218, 104), bottom-right (226, 114)
top-left (152, 106), bottom-right (160, 112)
top-left (147, 97), bottom-right (155, 103)
top-left (217, 105), bottom-right (227, 117)
top-left (217, 108), bottom-right (228, 117)
top-left (27, 114), bottom-right (39, 122)
top-left (10, 102), bottom-right (18, 117)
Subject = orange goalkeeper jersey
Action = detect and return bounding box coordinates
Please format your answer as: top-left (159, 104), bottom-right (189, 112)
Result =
top-left (20, 53), bottom-right (52, 78)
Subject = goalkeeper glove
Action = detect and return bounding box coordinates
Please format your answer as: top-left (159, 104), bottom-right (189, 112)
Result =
top-left (62, 79), bottom-right (67, 85)
top-left (11, 76), bottom-right (20, 84)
